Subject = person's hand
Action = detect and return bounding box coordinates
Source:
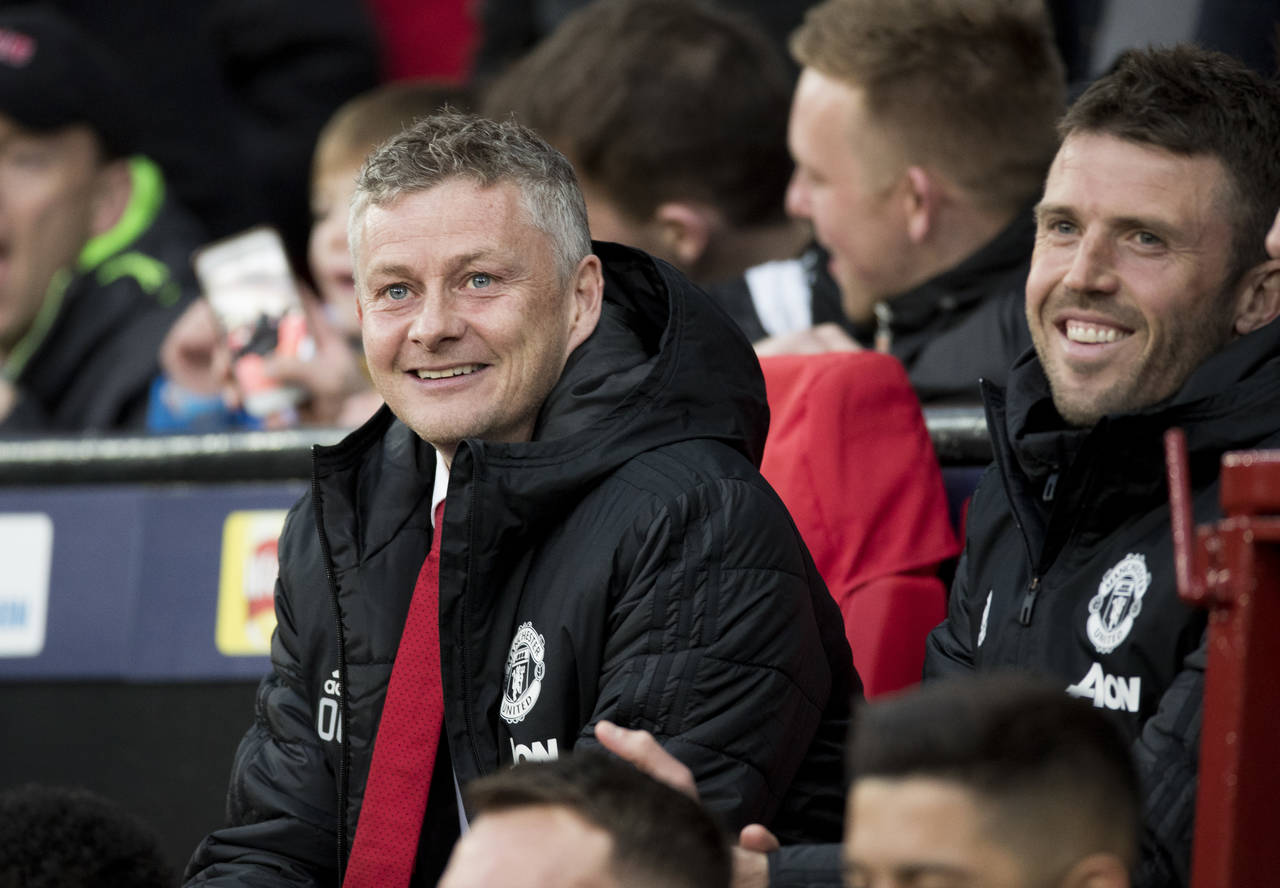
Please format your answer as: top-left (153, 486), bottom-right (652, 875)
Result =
top-left (264, 290), bottom-right (371, 426)
top-left (754, 322), bottom-right (861, 357)
top-left (731, 825), bottom-right (778, 888)
top-left (593, 719), bottom-right (698, 799)
top-left (159, 298), bottom-right (233, 398)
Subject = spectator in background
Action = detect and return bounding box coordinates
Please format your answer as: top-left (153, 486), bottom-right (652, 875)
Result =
top-left (0, 6), bottom-right (202, 433)
top-left (0, 783), bottom-right (174, 888)
top-left (0, 0), bottom-right (382, 269)
top-left (483, 0), bottom-right (810, 289)
top-left (762, 0), bottom-right (1065, 404)
top-left (155, 80), bottom-right (471, 430)
top-left (924, 45), bottom-right (1280, 887)
top-left (440, 752), bottom-right (731, 888)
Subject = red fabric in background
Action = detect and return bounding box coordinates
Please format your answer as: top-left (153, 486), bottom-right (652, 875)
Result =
top-left (365, 0), bottom-right (476, 81)
top-left (759, 352), bottom-right (960, 697)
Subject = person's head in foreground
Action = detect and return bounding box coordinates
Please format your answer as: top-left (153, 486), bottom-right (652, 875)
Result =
top-left (845, 676), bottom-right (1139, 888)
top-left (0, 783), bottom-right (174, 888)
top-left (439, 751), bottom-right (731, 888)
top-left (349, 110), bottom-right (603, 464)
top-left (1027, 43), bottom-right (1280, 427)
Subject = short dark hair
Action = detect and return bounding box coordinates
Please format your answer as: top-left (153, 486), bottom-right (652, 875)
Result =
top-left (1060, 44), bottom-right (1280, 284)
top-left (790, 0), bottom-right (1065, 212)
top-left (0, 784), bottom-right (174, 888)
top-left (482, 0), bottom-right (795, 229)
top-left (465, 752), bottom-right (731, 888)
top-left (850, 676), bottom-right (1140, 877)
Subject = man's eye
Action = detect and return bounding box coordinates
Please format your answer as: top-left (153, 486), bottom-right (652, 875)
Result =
top-left (467, 273), bottom-right (492, 289)
top-left (1051, 219), bottom-right (1076, 236)
top-left (1135, 230), bottom-right (1164, 247)
top-left (385, 284), bottom-right (410, 300)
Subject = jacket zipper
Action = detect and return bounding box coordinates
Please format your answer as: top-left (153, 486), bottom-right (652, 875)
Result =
top-left (458, 474), bottom-right (484, 777)
top-left (310, 448), bottom-right (351, 878)
top-left (1019, 575), bottom-right (1041, 625)
top-left (983, 391), bottom-right (1047, 630)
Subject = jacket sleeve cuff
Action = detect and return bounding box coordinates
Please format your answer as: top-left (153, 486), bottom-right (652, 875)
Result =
top-left (767, 842), bottom-right (843, 888)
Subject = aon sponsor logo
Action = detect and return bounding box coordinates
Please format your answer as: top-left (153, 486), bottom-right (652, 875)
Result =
top-left (509, 737), bottom-right (559, 763)
top-left (1066, 662), bottom-right (1141, 713)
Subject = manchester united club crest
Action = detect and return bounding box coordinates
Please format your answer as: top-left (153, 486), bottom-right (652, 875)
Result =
top-left (501, 622), bottom-right (546, 725)
top-left (1086, 553), bottom-right (1150, 655)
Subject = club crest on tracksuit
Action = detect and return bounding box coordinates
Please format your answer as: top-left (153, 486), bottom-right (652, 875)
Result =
top-left (1086, 553), bottom-right (1149, 654)
top-left (501, 621), bottom-right (546, 724)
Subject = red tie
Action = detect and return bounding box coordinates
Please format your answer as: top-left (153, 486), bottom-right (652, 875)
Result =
top-left (343, 501), bottom-right (447, 888)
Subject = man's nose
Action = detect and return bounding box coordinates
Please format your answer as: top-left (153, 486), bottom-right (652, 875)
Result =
top-left (407, 294), bottom-right (467, 349)
top-left (784, 170), bottom-right (811, 219)
top-left (1062, 231), bottom-right (1120, 295)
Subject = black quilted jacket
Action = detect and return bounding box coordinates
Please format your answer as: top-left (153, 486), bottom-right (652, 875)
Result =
top-left (185, 242), bottom-right (855, 886)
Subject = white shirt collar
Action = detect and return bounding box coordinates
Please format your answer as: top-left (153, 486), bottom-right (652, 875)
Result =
top-left (431, 448), bottom-right (449, 526)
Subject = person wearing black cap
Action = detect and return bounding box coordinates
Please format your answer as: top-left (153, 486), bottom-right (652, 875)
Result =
top-left (0, 5), bottom-right (204, 432)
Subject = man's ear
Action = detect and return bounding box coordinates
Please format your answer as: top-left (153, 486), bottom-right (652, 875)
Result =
top-left (1232, 257), bottom-right (1280, 336)
top-left (1057, 852), bottom-right (1130, 888)
top-left (566, 253), bottom-right (604, 352)
top-left (652, 202), bottom-right (718, 271)
top-left (90, 157), bottom-right (134, 237)
top-left (902, 165), bottom-right (940, 245)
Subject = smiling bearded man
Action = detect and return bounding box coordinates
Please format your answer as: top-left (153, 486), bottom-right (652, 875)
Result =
top-left (185, 111), bottom-right (854, 888)
top-left (923, 45), bottom-right (1280, 888)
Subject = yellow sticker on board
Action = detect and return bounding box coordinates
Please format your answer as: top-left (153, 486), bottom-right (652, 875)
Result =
top-left (216, 510), bottom-right (288, 656)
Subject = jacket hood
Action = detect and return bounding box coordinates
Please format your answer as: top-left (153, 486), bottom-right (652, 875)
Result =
top-left (533, 241), bottom-right (769, 461)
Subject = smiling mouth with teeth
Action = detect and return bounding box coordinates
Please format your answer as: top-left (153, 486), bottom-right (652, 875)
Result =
top-left (1064, 320), bottom-right (1129, 344)
top-left (417, 364), bottom-right (482, 380)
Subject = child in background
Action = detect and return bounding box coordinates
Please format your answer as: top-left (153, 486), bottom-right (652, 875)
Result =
top-left (150, 81), bottom-right (471, 431)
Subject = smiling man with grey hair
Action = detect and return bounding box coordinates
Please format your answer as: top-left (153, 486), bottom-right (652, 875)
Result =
top-left (186, 111), bottom-right (855, 887)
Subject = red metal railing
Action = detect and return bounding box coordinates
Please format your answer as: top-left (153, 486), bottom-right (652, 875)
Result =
top-left (1165, 429), bottom-right (1280, 887)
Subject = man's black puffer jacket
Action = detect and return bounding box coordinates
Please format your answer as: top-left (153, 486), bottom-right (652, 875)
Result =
top-left (185, 242), bottom-right (856, 885)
